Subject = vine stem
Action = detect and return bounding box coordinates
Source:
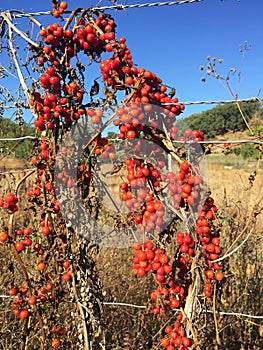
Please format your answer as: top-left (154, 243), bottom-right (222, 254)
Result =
top-left (71, 266), bottom-right (91, 350)
top-left (6, 14), bottom-right (38, 119)
top-left (1, 12), bottom-right (39, 48)
top-left (212, 283), bottom-right (221, 346)
top-left (211, 61), bottom-right (254, 136)
top-left (235, 98), bottom-right (254, 136)
top-left (211, 228), bottom-right (253, 263)
top-left (7, 169), bottom-right (46, 350)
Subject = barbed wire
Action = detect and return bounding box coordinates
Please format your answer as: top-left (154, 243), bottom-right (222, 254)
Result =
top-left (6, 0), bottom-right (202, 18)
top-left (104, 302), bottom-right (263, 319)
top-left (164, 97), bottom-right (263, 106)
top-left (0, 168), bottom-right (35, 175)
top-left (107, 138), bottom-right (263, 145)
top-left (0, 136), bottom-right (262, 146)
top-left (0, 295), bottom-right (262, 319)
top-left (0, 136), bottom-right (36, 141)
top-left (0, 136), bottom-right (262, 145)
top-left (1, 97), bottom-right (261, 110)
top-left (198, 139), bottom-right (263, 145)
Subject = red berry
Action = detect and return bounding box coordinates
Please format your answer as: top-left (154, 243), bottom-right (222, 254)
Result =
top-left (19, 310), bottom-right (29, 320)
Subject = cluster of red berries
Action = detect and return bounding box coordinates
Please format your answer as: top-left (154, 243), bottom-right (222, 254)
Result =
top-left (30, 13), bottom-right (118, 132)
top-left (8, 256), bottom-right (71, 323)
top-left (162, 160), bottom-right (202, 208)
top-left (48, 324), bottom-right (65, 348)
top-left (132, 240), bottom-right (172, 280)
top-left (27, 178), bottom-right (42, 197)
top-left (13, 226), bottom-right (33, 252)
top-left (150, 281), bottom-right (185, 314)
top-left (195, 197), bottom-right (224, 296)
top-left (55, 162), bottom-right (75, 189)
top-left (61, 261), bottom-right (72, 282)
top-left (90, 136), bottom-right (116, 159)
top-left (132, 241), bottom-right (187, 317)
top-left (119, 158), bottom-right (166, 234)
top-left (130, 194), bottom-right (224, 348)
top-left (0, 192), bottom-right (18, 213)
top-left (132, 240), bottom-right (193, 349)
top-left (50, 324), bottom-right (65, 348)
top-left (178, 128), bottom-right (204, 142)
top-left (51, 1), bottom-right (68, 18)
top-left (160, 313), bottom-right (192, 349)
top-left (9, 277), bottom-right (55, 320)
top-left (31, 137), bottom-right (50, 164)
top-left (112, 102), bottom-right (184, 143)
top-left (100, 54), bottom-right (184, 123)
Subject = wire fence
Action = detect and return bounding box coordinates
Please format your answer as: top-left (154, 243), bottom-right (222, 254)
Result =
top-left (0, 295), bottom-right (262, 319)
top-left (1, 97), bottom-right (262, 110)
top-left (5, 0), bottom-right (203, 18)
top-left (0, 136), bottom-right (262, 144)
top-left (0, 136), bottom-right (36, 141)
top-left (164, 97), bottom-right (263, 106)
top-left (0, 97), bottom-right (262, 145)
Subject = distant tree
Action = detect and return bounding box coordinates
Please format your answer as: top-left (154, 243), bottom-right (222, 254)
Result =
top-left (106, 131), bottom-right (118, 139)
top-left (181, 101), bottom-right (261, 137)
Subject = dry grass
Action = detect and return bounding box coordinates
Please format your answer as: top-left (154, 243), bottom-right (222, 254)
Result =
top-left (0, 156), bottom-right (28, 170)
top-left (207, 154), bottom-right (263, 228)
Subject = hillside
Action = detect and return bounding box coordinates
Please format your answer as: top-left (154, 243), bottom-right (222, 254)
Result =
top-left (0, 118), bottom-right (35, 159)
top-left (179, 100), bottom-right (262, 138)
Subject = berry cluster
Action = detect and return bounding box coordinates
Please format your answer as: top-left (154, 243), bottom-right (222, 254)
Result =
top-left (119, 158), bottom-right (165, 234)
top-left (163, 161), bottom-right (202, 208)
top-left (13, 226), bottom-right (33, 252)
top-left (0, 193), bottom-right (18, 213)
top-left (30, 13), bottom-right (118, 132)
top-left (161, 314), bottom-right (192, 349)
top-left (132, 239), bottom-right (193, 349)
top-left (51, 1), bottom-right (68, 18)
top-left (132, 241), bottom-right (172, 279)
top-left (195, 197), bottom-right (224, 296)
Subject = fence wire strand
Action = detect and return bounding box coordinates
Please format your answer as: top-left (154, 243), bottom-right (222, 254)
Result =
top-left (0, 295), bottom-right (262, 319)
top-left (5, 0), bottom-right (202, 18)
top-left (1, 136), bottom-right (262, 145)
top-left (0, 136), bottom-right (36, 141)
top-left (164, 97), bottom-right (263, 106)
top-left (1, 97), bottom-right (262, 110)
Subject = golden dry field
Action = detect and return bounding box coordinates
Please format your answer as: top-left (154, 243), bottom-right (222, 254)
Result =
top-left (207, 154), bottom-right (262, 228)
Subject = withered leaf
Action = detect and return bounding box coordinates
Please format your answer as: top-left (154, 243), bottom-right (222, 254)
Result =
top-left (90, 80), bottom-right (100, 96)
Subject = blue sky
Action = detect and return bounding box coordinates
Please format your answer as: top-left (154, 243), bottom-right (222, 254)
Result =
top-left (0, 0), bottom-right (262, 118)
